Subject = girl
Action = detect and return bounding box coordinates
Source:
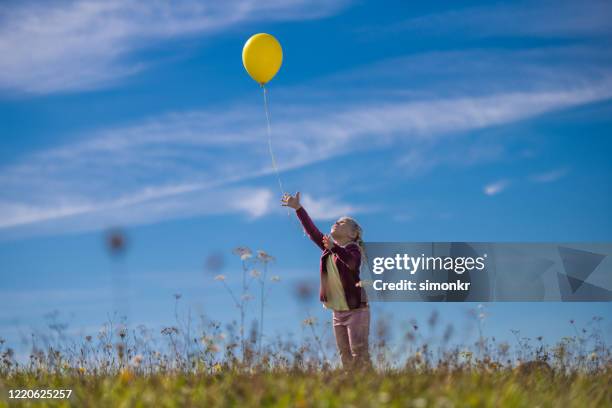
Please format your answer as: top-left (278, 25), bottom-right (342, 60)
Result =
top-left (281, 192), bottom-right (371, 370)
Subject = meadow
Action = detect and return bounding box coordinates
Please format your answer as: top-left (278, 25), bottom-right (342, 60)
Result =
top-left (1, 247), bottom-right (610, 407)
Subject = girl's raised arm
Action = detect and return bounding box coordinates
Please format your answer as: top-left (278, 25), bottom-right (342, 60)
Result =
top-left (295, 206), bottom-right (326, 250)
top-left (281, 192), bottom-right (325, 250)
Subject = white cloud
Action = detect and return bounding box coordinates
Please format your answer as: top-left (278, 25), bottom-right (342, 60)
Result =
top-left (395, 140), bottom-right (505, 175)
top-left (529, 168), bottom-right (570, 183)
top-left (0, 182), bottom-right (204, 228)
top-left (2, 44), bottom-right (612, 238)
top-left (0, 185), bottom-right (278, 239)
top-left (484, 180), bottom-right (510, 196)
top-left (0, 0), bottom-right (350, 94)
top-left (2, 80), bottom-right (611, 237)
top-left (300, 194), bottom-right (363, 220)
top-left (484, 180), bottom-right (510, 195)
top-left (391, 0), bottom-right (612, 38)
top-left (231, 188), bottom-right (273, 219)
top-left (483, 168), bottom-right (570, 196)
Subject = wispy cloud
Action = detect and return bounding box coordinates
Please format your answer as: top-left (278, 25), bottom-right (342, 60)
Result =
top-left (529, 168), bottom-right (570, 183)
top-left (301, 194), bottom-right (365, 220)
top-left (484, 180), bottom-right (510, 196)
top-left (301, 45), bottom-right (612, 104)
top-left (0, 0), bottom-right (350, 94)
top-left (392, 213), bottom-right (414, 223)
top-left (395, 140), bottom-right (506, 175)
top-left (2, 44), bottom-right (611, 238)
top-left (233, 188), bottom-right (274, 219)
top-left (483, 168), bottom-right (570, 196)
top-left (388, 0), bottom-right (612, 39)
top-left (0, 185), bottom-right (276, 236)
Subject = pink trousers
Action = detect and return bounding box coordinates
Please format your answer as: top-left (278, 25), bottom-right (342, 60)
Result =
top-left (332, 306), bottom-right (371, 369)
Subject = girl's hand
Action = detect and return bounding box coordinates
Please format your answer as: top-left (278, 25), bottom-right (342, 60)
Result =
top-left (281, 192), bottom-right (301, 209)
top-left (322, 235), bottom-right (335, 250)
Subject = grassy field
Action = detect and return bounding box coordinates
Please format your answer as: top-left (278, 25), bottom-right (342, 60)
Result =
top-left (2, 314), bottom-right (610, 408)
top-left (1, 366), bottom-right (610, 407)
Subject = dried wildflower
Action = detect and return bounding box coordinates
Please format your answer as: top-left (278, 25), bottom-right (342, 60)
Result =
top-left (241, 294), bottom-right (253, 301)
top-left (302, 317), bottom-right (316, 326)
top-left (414, 351), bottom-right (423, 364)
top-left (295, 281), bottom-right (314, 302)
top-left (118, 328), bottom-right (127, 339)
top-left (232, 247), bottom-right (253, 260)
top-left (250, 269), bottom-right (261, 278)
top-left (105, 228), bottom-right (128, 256)
top-left (85, 335), bottom-right (92, 342)
top-left (161, 326), bottom-right (179, 336)
top-left (257, 250), bottom-right (275, 262)
top-left (270, 275), bottom-right (280, 282)
top-left (212, 362), bottom-right (222, 373)
top-left (131, 354), bottom-right (143, 367)
top-left (428, 310), bottom-right (439, 328)
top-left (214, 274), bottom-right (226, 281)
top-left (498, 342), bottom-right (510, 356)
top-left (98, 328), bottom-right (107, 339)
top-left (174, 293), bottom-right (182, 300)
top-left (116, 343), bottom-right (125, 360)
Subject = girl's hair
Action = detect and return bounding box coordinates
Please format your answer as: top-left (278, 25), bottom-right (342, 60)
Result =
top-left (338, 216), bottom-right (369, 301)
top-left (337, 216), bottom-right (367, 263)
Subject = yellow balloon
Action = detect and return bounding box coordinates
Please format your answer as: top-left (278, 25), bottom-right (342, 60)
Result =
top-left (242, 33), bottom-right (283, 85)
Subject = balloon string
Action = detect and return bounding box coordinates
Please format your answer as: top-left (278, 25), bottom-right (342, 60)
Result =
top-left (262, 85), bottom-right (306, 234)
top-left (262, 85), bottom-right (294, 223)
top-left (262, 85), bottom-right (285, 197)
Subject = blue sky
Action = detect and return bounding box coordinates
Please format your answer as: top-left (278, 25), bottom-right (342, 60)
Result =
top-left (1, 0), bottom-right (611, 360)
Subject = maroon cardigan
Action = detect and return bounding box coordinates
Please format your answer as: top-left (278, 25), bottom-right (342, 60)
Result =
top-left (295, 206), bottom-right (366, 309)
